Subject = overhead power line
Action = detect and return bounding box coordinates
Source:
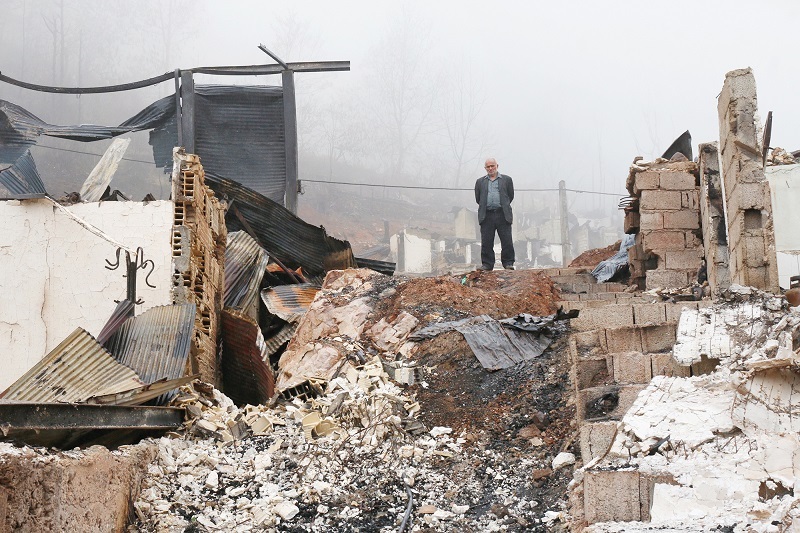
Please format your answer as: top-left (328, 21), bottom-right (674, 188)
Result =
top-left (302, 178), bottom-right (622, 197)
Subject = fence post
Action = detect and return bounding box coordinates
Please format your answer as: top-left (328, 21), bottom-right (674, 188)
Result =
top-left (559, 180), bottom-right (572, 267)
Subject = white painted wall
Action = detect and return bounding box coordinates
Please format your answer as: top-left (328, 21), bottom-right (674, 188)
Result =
top-left (399, 231), bottom-right (432, 273)
top-left (767, 165), bottom-right (800, 288)
top-left (0, 199), bottom-right (174, 390)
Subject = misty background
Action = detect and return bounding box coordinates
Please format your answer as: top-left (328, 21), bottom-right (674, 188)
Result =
top-left (1, 0), bottom-right (798, 254)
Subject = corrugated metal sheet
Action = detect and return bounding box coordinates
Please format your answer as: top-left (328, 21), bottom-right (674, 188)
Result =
top-left (194, 85), bottom-right (286, 203)
top-left (261, 284), bottom-right (320, 323)
top-left (96, 299), bottom-right (135, 345)
top-left (0, 149), bottom-right (46, 198)
top-left (221, 309), bottom-right (275, 405)
top-left (85, 375), bottom-right (197, 406)
top-left (224, 231), bottom-right (269, 315)
top-left (104, 304), bottom-right (196, 404)
top-left (0, 329), bottom-right (145, 403)
top-left (355, 257), bottom-right (396, 276)
top-left (207, 174), bottom-right (356, 279)
top-left (263, 322), bottom-right (298, 356)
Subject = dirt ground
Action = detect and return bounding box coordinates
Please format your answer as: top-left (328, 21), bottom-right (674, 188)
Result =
top-left (568, 241), bottom-right (620, 268)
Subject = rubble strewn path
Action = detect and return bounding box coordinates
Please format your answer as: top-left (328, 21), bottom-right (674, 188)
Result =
top-left (131, 268), bottom-right (580, 532)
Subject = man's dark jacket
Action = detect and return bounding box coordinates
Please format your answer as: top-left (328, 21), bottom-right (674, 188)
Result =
top-left (475, 174), bottom-right (514, 224)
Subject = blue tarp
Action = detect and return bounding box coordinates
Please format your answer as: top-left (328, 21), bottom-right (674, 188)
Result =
top-left (591, 234), bottom-right (635, 283)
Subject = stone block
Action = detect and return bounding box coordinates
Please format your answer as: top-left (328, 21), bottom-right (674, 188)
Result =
top-left (641, 231), bottom-right (685, 252)
top-left (665, 302), bottom-right (697, 323)
top-left (583, 469), bottom-right (643, 523)
top-left (659, 171), bottom-right (696, 190)
top-left (641, 323), bottom-right (677, 353)
top-left (645, 269), bottom-right (691, 289)
top-left (639, 211), bottom-right (663, 230)
top-left (579, 421), bottom-right (618, 462)
top-left (681, 190), bottom-right (700, 210)
top-left (605, 327), bottom-right (642, 353)
top-left (685, 231), bottom-right (703, 249)
top-left (663, 210), bottom-right (700, 230)
top-left (632, 303), bottom-right (666, 325)
top-left (665, 249), bottom-right (703, 270)
top-left (634, 171), bottom-right (660, 193)
top-left (612, 351), bottom-right (652, 384)
top-left (651, 352), bottom-right (691, 377)
top-left (578, 384), bottom-right (644, 422)
top-left (640, 190), bottom-right (682, 211)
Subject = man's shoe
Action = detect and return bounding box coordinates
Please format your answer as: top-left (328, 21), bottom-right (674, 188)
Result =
top-left (503, 265), bottom-right (515, 270)
top-left (477, 265), bottom-right (493, 271)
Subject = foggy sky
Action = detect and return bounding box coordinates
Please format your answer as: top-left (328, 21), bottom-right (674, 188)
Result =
top-left (1, 0), bottom-right (799, 198)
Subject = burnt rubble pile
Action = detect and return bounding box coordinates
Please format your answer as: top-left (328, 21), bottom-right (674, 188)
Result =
top-left (132, 268), bottom-right (576, 532)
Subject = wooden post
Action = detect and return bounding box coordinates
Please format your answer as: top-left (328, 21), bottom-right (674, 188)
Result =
top-left (559, 180), bottom-right (572, 267)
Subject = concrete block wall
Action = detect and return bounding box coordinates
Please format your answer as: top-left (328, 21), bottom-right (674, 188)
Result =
top-left (717, 68), bottom-right (779, 293)
top-left (698, 142), bottom-right (730, 294)
top-left (628, 164), bottom-right (704, 290)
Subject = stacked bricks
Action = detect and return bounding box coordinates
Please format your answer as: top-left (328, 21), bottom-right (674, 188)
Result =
top-left (171, 148), bottom-right (227, 386)
top-left (698, 142), bottom-right (731, 293)
top-left (717, 68), bottom-right (779, 292)
top-left (625, 159), bottom-right (704, 290)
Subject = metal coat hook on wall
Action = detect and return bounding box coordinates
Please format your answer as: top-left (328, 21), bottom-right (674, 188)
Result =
top-left (105, 247), bottom-right (156, 305)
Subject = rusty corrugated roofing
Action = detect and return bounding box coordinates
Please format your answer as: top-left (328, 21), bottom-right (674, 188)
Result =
top-left (104, 304), bottom-right (196, 403)
top-left (261, 284), bottom-right (320, 323)
top-left (224, 231), bottom-right (269, 315)
top-left (221, 309), bottom-right (275, 405)
top-left (0, 328), bottom-right (145, 403)
top-left (205, 175), bottom-right (357, 280)
top-left (263, 322), bottom-right (298, 356)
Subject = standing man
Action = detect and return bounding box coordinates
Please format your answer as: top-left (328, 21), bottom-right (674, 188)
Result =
top-left (475, 158), bottom-right (515, 270)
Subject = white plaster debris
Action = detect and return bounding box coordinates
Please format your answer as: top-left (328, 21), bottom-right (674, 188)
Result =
top-left (552, 452), bottom-right (575, 470)
top-left (127, 365), bottom-right (567, 531)
top-left (580, 289), bottom-right (800, 532)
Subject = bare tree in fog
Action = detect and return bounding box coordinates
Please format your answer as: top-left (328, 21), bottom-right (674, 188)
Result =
top-left (438, 65), bottom-right (488, 187)
top-left (368, 8), bottom-right (438, 181)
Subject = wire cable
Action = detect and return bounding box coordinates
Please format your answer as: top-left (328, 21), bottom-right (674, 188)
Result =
top-left (302, 178), bottom-right (622, 196)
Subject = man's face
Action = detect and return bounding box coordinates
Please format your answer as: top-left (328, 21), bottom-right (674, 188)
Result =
top-left (485, 160), bottom-right (498, 178)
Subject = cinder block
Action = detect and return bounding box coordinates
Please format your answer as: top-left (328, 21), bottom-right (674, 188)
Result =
top-left (639, 211), bottom-right (663, 230)
top-left (665, 249), bottom-right (703, 270)
top-left (641, 230), bottom-right (686, 252)
top-left (665, 302), bottom-right (697, 323)
top-left (645, 269), bottom-right (690, 289)
top-left (612, 351), bottom-right (652, 384)
top-left (743, 235), bottom-right (766, 266)
top-left (681, 190), bottom-right (700, 210)
top-left (584, 469), bottom-right (643, 523)
top-left (570, 305), bottom-right (633, 331)
top-left (578, 384), bottom-right (644, 422)
top-left (575, 357), bottom-right (612, 390)
top-left (640, 190), bottom-right (682, 211)
top-left (573, 329), bottom-right (608, 356)
top-left (726, 180), bottom-right (771, 214)
top-left (634, 171), bottom-right (660, 193)
top-left (633, 303), bottom-right (666, 325)
top-left (605, 327), bottom-right (642, 353)
top-left (651, 352), bottom-right (691, 377)
top-left (641, 323), bottom-right (677, 353)
top-left (663, 210), bottom-right (700, 230)
top-left (624, 210), bottom-right (640, 234)
top-left (659, 171), bottom-right (696, 190)
top-left (579, 421), bottom-right (618, 462)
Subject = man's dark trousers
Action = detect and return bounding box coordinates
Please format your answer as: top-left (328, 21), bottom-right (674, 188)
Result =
top-left (480, 208), bottom-right (514, 269)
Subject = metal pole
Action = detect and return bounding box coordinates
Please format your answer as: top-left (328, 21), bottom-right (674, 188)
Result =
top-left (174, 69), bottom-right (182, 146)
top-left (283, 69), bottom-right (299, 213)
top-left (559, 180), bottom-right (572, 267)
top-left (179, 70), bottom-right (195, 153)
